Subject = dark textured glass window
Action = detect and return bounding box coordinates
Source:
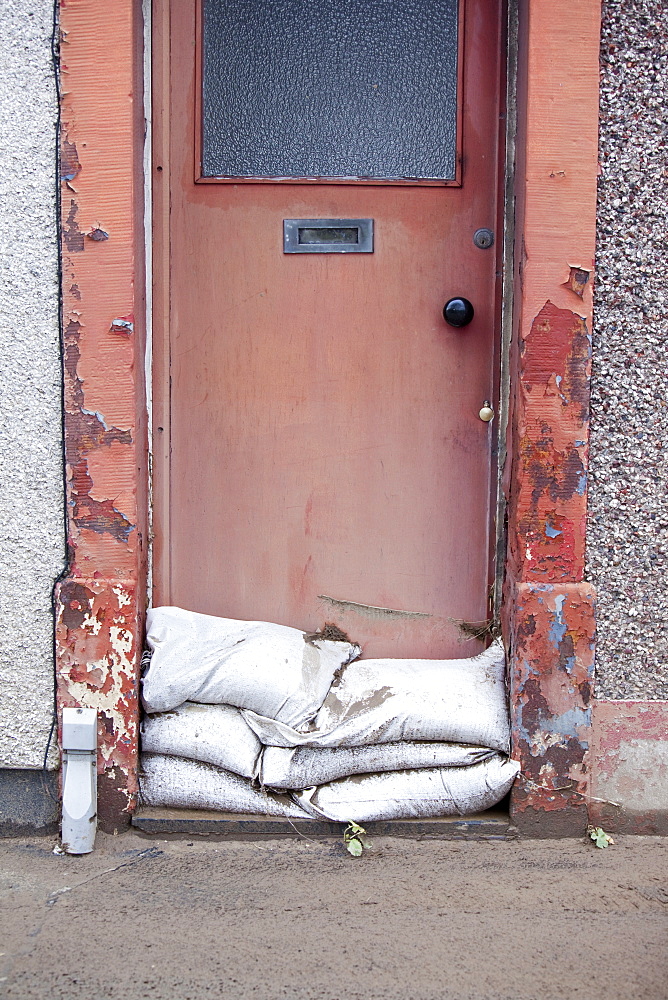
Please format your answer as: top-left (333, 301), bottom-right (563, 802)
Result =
top-left (201, 0), bottom-right (459, 181)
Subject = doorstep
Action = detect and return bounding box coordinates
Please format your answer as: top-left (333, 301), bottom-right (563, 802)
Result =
top-left (132, 807), bottom-right (516, 839)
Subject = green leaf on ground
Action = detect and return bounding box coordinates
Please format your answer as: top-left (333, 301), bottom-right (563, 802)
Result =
top-left (345, 837), bottom-right (364, 857)
top-left (587, 825), bottom-right (615, 848)
top-left (344, 821), bottom-right (369, 857)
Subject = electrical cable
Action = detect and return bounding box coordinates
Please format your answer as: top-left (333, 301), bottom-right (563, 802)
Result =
top-left (43, 0), bottom-right (69, 802)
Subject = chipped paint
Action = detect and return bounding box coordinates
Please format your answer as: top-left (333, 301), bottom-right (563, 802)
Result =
top-left (56, 0), bottom-right (147, 831)
top-left (505, 205), bottom-right (598, 832)
top-left (63, 199), bottom-right (84, 252)
top-left (563, 266), bottom-right (590, 298)
top-left (60, 135), bottom-right (81, 188)
top-left (55, 579), bottom-right (140, 823)
top-left (508, 582), bottom-right (595, 835)
top-left (63, 315), bottom-right (135, 542)
top-left (506, 301), bottom-right (592, 584)
top-left (71, 489), bottom-right (134, 542)
top-left (110, 315), bottom-right (134, 336)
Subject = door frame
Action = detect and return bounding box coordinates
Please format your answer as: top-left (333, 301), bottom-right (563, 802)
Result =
top-left (55, 0), bottom-right (601, 836)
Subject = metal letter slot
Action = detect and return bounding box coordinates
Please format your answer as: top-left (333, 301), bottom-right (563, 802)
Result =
top-left (283, 219), bottom-right (374, 254)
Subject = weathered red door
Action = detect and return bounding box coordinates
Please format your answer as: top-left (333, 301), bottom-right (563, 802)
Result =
top-left (154, 0), bottom-right (504, 658)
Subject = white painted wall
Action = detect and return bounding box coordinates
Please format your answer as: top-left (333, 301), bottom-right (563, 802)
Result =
top-left (0, 0), bottom-right (64, 768)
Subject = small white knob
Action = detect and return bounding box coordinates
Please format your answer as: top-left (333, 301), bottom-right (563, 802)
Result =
top-left (479, 401), bottom-right (494, 422)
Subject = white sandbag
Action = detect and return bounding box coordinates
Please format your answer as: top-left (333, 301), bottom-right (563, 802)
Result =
top-left (141, 606), bottom-right (360, 725)
top-left (244, 640), bottom-right (509, 752)
top-left (258, 742), bottom-right (496, 789)
top-left (294, 755), bottom-right (520, 822)
top-left (141, 703), bottom-right (261, 780)
top-left (139, 753), bottom-right (310, 818)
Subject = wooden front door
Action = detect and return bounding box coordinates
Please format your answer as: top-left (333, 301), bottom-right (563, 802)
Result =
top-left (153, 0), bottom-right (505, 658)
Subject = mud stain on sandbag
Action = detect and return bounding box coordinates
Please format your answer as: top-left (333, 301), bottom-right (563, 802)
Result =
top-left (340, 773), bottom-right (372, 786)
top-left (300, 642), bottom-right (324, 703)
top-left (335, 686), bottom-right (395, 719)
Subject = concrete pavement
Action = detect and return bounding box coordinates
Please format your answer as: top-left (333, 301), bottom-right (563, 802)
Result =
top-left (1, 830), bottom-right (666, 999)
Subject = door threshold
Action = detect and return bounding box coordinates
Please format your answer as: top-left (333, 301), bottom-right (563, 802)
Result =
top-left (132, 807), bottom-right (516, 840)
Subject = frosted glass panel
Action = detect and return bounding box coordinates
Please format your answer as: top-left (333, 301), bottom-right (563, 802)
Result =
top-left (201, 0), bottom-right (459, 181)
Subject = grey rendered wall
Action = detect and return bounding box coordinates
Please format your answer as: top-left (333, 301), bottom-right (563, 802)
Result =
top-left (0, 1), bottom-right (64, 768)
top-left (588, 0), bottom-right (668, 698)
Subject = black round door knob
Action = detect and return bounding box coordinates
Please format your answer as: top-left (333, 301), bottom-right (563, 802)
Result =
top-left (443, 297), bottom-right (475, 327)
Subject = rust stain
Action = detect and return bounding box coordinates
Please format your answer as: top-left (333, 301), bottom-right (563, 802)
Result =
top-left (563, 266), bottom-right (590, 298)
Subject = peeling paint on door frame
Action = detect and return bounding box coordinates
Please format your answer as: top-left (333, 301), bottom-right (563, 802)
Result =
top-left (55, 0), bottom-right (148, 832)
top-left (502, 0), bottom-right (602, 835)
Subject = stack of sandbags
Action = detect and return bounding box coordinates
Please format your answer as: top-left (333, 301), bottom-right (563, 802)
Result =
top-left (138, 607), bottom-right (520, 821)
top-left (139, 607), bottom-right (360, 818)
top-left (242, 645), bottom-right (519, 820)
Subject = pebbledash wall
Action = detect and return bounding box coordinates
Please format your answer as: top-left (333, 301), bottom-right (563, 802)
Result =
top-left (588, 0), bottom-right (668, 701)
top-left (0, 0), bottom-right (666, 834)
